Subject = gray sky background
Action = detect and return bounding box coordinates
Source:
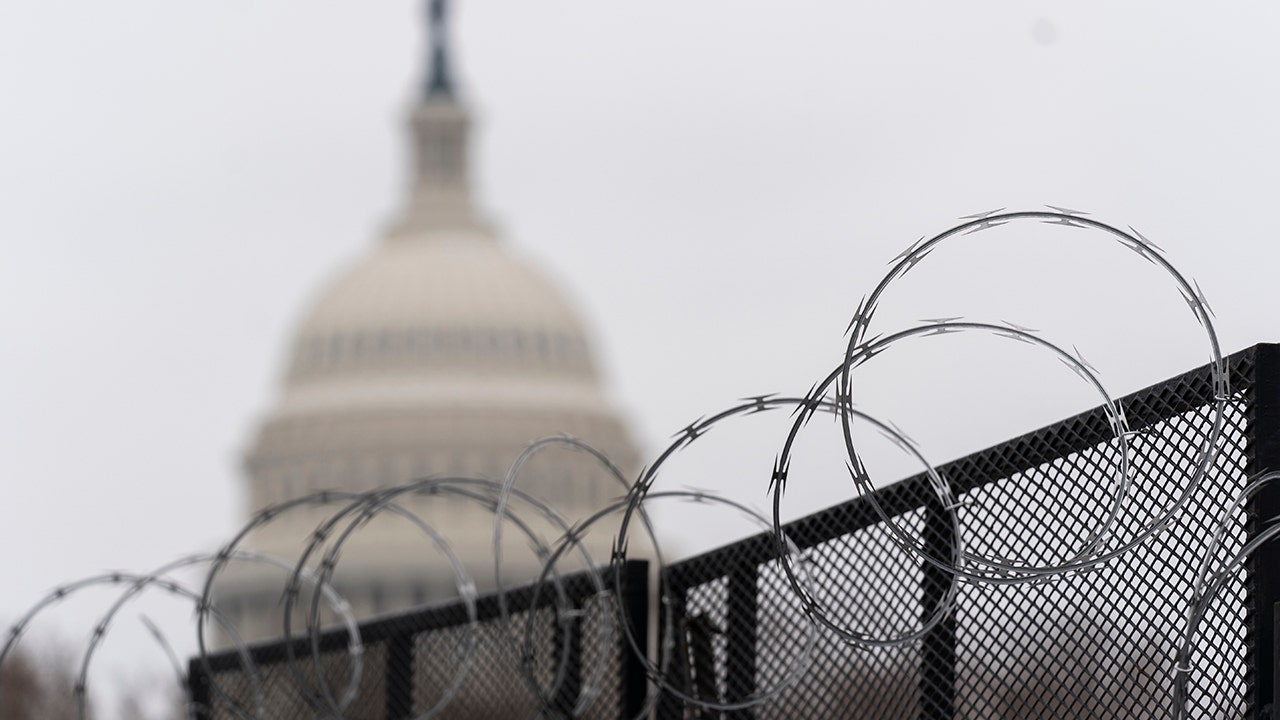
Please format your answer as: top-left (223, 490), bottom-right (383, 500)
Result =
top-left (2, 0), bottom-right (1279, 704)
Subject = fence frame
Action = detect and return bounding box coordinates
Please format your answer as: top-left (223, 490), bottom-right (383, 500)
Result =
top-left (658, 342), bottom-right (1280, 719)
top-left (189, 343), bottom-right (1280, 719)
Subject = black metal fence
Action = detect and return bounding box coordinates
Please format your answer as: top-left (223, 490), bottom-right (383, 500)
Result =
top-left (191, 343), bottom-right (1280, 719)
top-left (190, 561), bottom-right (650, 719)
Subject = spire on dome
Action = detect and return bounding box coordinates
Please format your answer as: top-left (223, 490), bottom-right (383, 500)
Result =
top-left (424, 0), bottom-right (454, 99)
top-left (389, 0), bottom-right (489, 240)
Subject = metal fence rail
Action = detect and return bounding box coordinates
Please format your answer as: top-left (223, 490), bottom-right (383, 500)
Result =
top-left (189, 344), bottom-right (1280, 719)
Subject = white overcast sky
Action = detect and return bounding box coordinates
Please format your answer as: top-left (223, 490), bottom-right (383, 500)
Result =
top-left (2, 0), bottom-right (1280, 693)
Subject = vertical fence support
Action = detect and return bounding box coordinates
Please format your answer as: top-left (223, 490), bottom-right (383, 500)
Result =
top-left (552, 601), bottom-right (584, 717)
top-left (1250, 344), bottom-right (1280, 719)
top-left (656, 573), bottom-right (687, 720)
top-left (724, 561), bottom-right (758, 720)
top-left (187, 657), bottom-right (212, 720)
top-left (385, 635), bottom-right (414, 719)
top-left (919, 487), bottom-right (957, 720)
top-left (1274, 602), bottom-right (1280, 720)
top-left (619, 560), bottom-right (652, 720)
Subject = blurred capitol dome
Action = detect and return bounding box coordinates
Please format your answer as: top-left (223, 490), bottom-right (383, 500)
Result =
top-left (219, 2), bottom-right (638, 641)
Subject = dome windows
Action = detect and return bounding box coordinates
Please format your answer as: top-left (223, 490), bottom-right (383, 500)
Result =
top-left (289, 326), bottom-right (589, 377)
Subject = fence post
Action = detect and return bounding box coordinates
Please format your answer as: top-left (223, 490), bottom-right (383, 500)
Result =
top-left (186, 657), bottom-right (212, 720)
top-left (385, 635), bottom-right (414, 719)
top-left (1250, 344), bottom-right (1280, 719)
top-left (619, 560), bottom-right (652, 720)
top-left (724, 561), bottom-right (758, 720)
top-left (919, 486), bottom-right (957, 720)
top-left (656, 570), bottom-right (687, 720)
top-left (552, 598), bottom-right (584, 717)
top-left (1274, 602), bottom-right (1280, 720)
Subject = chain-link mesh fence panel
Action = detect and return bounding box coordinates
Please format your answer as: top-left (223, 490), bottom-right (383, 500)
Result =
top-left (659, 348), bottom-right (1262, 719)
